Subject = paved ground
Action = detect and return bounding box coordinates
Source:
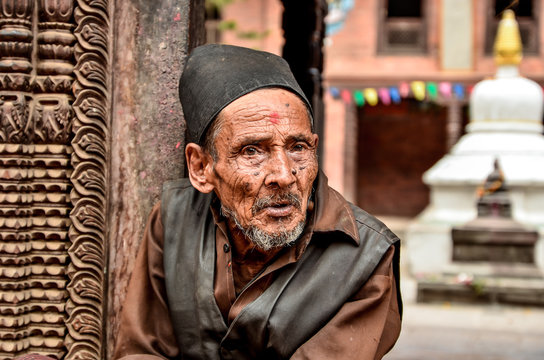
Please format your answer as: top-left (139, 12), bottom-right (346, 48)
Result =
top-left (386, 277), bottom-right (544, 359)
top-left (379, 216), bottom-right (544, 360)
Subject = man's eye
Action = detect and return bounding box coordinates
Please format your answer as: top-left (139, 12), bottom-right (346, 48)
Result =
top-left (293, 144), bottom-right (305, 151)
top-left (242, 146), bottom-right (258, 156)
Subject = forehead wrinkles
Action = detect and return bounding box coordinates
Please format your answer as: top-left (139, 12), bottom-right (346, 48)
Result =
top-left (223, 102), bottom-right (307, 131)
top-left (214, 89), bottom-right (312, 146)
top-left (226, 101), bottom-right (268, 121)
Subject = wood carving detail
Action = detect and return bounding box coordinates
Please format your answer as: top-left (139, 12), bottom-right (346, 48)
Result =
top-left (0, 0), bottom-right (109, 358)
top-left (66, 0), bottom-right (109, 358)
top-left (0, 94), bottom-right (32, 143)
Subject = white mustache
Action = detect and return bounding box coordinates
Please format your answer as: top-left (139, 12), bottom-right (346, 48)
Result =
top-left (251, 193), bottom-right (302, 215)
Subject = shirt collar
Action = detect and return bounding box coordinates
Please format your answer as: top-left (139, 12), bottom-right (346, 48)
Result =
top-left (310, 171), bottom-right (360, 245)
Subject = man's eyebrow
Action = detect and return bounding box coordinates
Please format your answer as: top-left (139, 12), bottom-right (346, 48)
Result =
top-left (233, 135), bottom-right (270, 146)
top-left (287, 134), bottom-right (314, 143)
top-left (232, 134), bottom-right (313, 148)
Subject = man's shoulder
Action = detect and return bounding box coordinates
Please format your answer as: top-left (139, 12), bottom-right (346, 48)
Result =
top-left (162, 177), bottom-right (193, 192)
top-left (161, 178), bottom-right (212, 219)
top-left (348, 201), bottom-right (400, 245)
top-left (314, 174), bottom-right (399, 246)
top-left (161, 178), bottom-right (207, 205)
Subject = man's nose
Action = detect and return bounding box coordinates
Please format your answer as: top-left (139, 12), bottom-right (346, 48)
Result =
top-left (264, 149), bottom-right (296, 188)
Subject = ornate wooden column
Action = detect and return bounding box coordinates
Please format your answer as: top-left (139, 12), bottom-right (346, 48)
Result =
top-left (0, 0), bottom-right (204, 357)
top-left (0, 0), bottom-right (110, 358)
top-left (68, 0), bottom-right (110, 357)
top-left (343, 101), bottom-right (358, 203)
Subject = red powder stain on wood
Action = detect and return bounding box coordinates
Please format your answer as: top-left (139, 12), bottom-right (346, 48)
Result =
top-left (173, 13), bottom-right (181, 21)
top-left (269, 112), bottom-right (280, 124)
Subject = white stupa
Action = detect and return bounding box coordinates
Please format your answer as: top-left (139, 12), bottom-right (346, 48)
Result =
top-left (406, 10), bottom-right (544, 274)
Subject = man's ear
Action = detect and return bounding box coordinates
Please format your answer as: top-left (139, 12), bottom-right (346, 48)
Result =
top-left (312, 133), bottom-right (319, 150)
top-left (185, 143), bottom-right (215, 193)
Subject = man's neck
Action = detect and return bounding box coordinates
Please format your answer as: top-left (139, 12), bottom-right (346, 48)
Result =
top-left (227, 221), bottom-right (283, 294)
top-left (227, 221), bottom-right (282, 262)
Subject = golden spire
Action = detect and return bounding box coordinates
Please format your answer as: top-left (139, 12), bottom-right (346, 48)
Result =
top-left (494, 9), bottom-right (522, 66)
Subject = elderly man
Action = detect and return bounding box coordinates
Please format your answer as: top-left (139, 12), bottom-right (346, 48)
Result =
top-left (114, 44), bottom-right (401, 360)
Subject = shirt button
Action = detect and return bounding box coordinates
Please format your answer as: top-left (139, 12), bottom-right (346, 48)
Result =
top-left (223, 243), bottom-right (230, 253)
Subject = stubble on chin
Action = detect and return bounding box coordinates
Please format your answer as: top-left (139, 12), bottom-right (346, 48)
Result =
top-left (220, 204), bottom-right (306, 251)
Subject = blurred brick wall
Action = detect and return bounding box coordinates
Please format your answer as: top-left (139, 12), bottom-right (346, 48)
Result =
top-left (220, 0), bottom-right (284, 54)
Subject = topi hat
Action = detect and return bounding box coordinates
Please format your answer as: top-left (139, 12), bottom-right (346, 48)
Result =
top-left (179, 44), bottom-right (313, 144)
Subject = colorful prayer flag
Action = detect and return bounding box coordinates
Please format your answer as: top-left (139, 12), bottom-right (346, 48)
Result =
top-left (378, 87), bottom-right (391, 105)
top-left (453, 83), bottom-right (465, 99)
top-left (426, 82), bottom-right (438, 100)
top-left (329, 87), bottom-right (341, 99)
top-left (411, 81), bottom-right (426, 101)
top-left (399, 82), bottom-right (410, 98)
top-left (353, 90), bottom-right (365, 106)
top-left (439, 82), bottom-right (452, 98)
top-left (363, 88), bottom-right (378, 106)
top-left (389, 87), bottom-right (401, 104)
top-left (341, 89), bottom-right (352, 104)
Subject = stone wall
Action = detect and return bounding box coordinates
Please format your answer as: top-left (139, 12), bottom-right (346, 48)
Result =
top-left (107, 0), bottom-right (204, 356)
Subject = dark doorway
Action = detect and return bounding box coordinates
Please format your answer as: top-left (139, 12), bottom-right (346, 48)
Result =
top-left (495, 0), bottom-right (533, 16)
top-left (282, 0), bottom-right (327, 162)
top-left (387, 0), bottom-right (422, 17)
top-left (356, 100), bottom-right (449, 217)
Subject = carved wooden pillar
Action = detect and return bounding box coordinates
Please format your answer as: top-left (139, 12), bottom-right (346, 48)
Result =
top-left (68, 0), bottom-right (110, 357)
top-left (1, 0), bottom-right (204, 357)
top-left (343, 101), bottom-right (358, 203)
top-left (0, 0), bottom-right (109, 358)
top-left (0, 0), bottom-right (39, 357)
top-left (445, 98), bottom-right (463, 150)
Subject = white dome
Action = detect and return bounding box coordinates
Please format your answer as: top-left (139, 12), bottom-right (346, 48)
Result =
top-left (469, 65), bottom-right (544, 133)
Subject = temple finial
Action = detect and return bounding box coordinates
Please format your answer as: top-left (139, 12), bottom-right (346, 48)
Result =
top-left (494, 9), bottom-right (522, 66)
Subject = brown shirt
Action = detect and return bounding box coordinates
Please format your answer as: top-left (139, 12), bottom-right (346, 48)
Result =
top-left (113, 184), bottom-right (401, 360)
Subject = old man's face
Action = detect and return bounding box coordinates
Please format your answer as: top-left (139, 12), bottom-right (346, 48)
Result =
top-left (209, 88), bottom-right (318, 250)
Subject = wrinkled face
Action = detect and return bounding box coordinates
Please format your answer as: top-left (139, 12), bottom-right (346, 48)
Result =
top-left (209, 88), bottom-right (319, 249)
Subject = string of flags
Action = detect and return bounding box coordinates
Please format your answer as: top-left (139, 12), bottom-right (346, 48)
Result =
top-left (329, 81), bottom-right (474, 106)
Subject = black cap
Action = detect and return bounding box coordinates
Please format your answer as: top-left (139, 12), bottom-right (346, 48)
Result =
top-left (179, 44), bottom-right (313, 144)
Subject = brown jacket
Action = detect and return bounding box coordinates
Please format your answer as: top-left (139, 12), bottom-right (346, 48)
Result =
top-left (114, 175), bottom-right (401, 359)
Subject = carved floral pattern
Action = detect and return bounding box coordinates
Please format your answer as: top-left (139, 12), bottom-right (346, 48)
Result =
top-left (67, 0), bottom-right (109, 358)
top-left (0, 0), bottom-right (109, 358)
top-left (0, 94), bottom-right (32, 143)
top-left (33, 95), bottom-right (74, 144)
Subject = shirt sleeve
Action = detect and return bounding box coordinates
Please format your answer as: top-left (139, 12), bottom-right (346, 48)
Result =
top-left (113, 202), bottom-right (181, 360)
top-left (290, 245), bottom-right (401, 360)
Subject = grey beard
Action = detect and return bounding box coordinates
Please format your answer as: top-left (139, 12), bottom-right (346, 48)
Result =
top-left (221, 204), bottom-right (305, 251)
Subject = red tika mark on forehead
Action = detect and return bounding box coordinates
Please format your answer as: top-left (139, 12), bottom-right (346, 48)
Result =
top-left (269, 112), bottom-right (280, 124)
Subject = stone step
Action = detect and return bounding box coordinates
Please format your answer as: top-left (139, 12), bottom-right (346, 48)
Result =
top-left (443, 262), bottom-right (544, 279)
top-left (417, 273), bottom-right (544, 307)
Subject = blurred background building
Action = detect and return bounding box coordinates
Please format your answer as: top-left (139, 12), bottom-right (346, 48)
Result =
top-left (206, 0), bottom-right (544, 218)
top-left (206, 0), bottom-right (544, 306)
